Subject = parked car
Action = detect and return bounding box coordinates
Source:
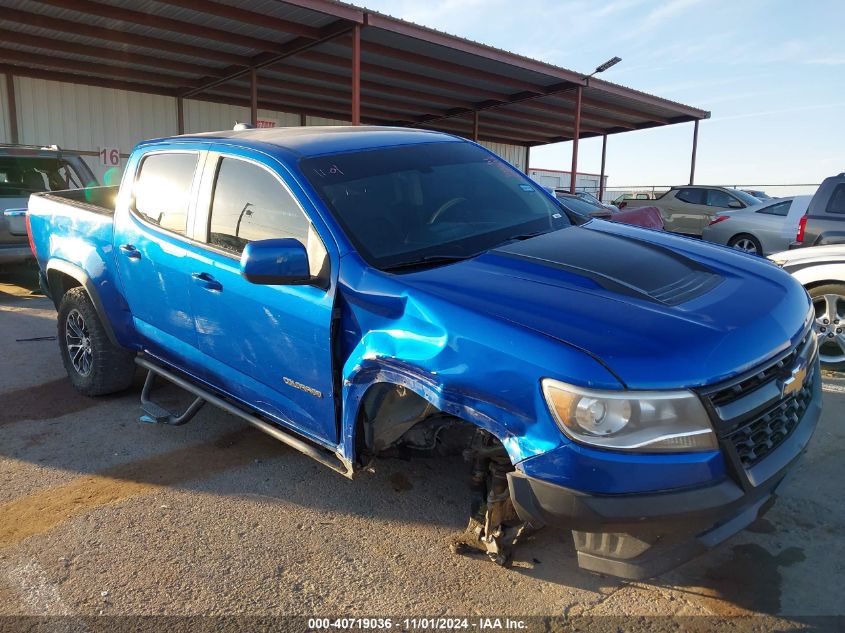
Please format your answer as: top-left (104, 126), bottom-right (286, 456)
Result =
top-left (701, 196), bottom-right (811, 256)
top-left (620, 185), bottom-right (762, 236)
top-left (770, 245), bottom-right (845, 371)
top-left (793, 172), bottom-right (845, 248)
top-left (573, 190), bottom-right (620, 212)
top-left (0, 144), bottom-right (96, 266)
top-left (27, 127), bottom-right (821, 579)
top-left (613, 192), bottom-right (659, 205)
top-left (742, 189), bottom-right (774, 202)
top-left (554, 191), bottom-right (613, 219)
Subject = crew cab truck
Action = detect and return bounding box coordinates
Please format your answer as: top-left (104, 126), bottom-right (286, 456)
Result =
top-left (27, 127), bottom-right (822, 579)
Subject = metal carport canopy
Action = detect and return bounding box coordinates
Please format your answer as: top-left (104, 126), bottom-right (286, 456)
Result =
top-left (0, 0), bottom-right (710, 183)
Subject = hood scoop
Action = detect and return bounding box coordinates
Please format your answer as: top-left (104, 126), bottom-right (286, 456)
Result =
top-left (494, 225), bottom-right (724, 306)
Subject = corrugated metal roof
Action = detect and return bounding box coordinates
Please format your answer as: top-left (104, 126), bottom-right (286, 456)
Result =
top-left (0, 0), bottom-right (710, 147)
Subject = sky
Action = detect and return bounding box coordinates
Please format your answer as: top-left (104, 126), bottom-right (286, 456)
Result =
top-left (361, 0), bottom-right (844, 192)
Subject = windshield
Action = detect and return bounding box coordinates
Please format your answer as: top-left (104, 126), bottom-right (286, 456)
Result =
top-left (730, 189), bottom-right (763, 207)
top-left (0, 156), bottom-right (88, 198)
top-left (300, 142), bottom-right (574, 270)
top-left (555, 194), bottom-right (605, 216)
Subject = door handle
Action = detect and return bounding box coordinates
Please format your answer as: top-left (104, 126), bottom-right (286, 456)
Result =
top-left (119, 244), bottom-right (141, 260)
top-left (191, 272), bottom-right (222, 292)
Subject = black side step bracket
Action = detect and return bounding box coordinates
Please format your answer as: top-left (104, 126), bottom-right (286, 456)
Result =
top-left (135, 356), bottom-right (353, 478)
top-left (140, 369), bottom-right (206, 426)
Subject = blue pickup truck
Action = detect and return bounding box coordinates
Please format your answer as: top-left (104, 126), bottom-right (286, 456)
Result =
top-left (26, 126), bottom-right (821, 579)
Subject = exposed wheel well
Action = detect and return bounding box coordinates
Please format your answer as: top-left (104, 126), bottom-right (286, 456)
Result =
top-left (353, 382), bottom-right (506, 467)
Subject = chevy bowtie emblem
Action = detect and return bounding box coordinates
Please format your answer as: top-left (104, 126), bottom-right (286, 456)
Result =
top-left (782, 363), bottom-right (808, 398)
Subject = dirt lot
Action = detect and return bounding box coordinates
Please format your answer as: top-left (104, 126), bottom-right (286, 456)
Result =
top-left (1, 265), bottom-right (843, 628)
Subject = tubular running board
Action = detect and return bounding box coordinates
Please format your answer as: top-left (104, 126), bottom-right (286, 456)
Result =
top-left (135, 357), bottom-right (352, 477)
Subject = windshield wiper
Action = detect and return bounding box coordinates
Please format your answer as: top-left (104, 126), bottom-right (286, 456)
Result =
top-left (381, 254), bottom-right (474, 272)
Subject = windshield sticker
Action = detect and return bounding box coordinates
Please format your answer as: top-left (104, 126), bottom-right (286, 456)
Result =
top-left (519, 184), bottom-right (535, 192)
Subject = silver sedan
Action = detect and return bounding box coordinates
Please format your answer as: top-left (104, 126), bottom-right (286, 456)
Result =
top-left (701, 195), bottom-right (811, 256)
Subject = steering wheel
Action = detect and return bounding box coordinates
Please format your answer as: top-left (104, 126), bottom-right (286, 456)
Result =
top-left (428, 197), bottom-right (467, 225)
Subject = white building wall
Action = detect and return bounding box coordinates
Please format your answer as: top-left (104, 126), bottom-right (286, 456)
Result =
top-left (0, 74), bottom-right (11, 144)
top-left (528, 168), bottom-right (607, 194)
top-left (183, 99), bottom-right (301, 133)
top-left (479, 141), bottom-right (526, 172)
top-left (13, 77), bottom-right (178, 183)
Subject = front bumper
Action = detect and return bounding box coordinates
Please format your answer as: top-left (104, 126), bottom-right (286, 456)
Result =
top-left (509, 364), bottom-right (822, 579)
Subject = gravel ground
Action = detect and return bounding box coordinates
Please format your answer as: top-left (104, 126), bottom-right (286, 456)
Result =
top-left (0, 265), bottom-right (843, 629)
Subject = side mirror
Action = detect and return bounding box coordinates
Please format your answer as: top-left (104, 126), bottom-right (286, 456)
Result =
top-left (240, 238), bottom-right (311, 285)
top-left (728, 200), bottom-right (743, 209)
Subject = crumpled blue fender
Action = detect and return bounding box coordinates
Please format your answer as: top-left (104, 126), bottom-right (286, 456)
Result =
top-left (336, 256), bottom-right (623, 466)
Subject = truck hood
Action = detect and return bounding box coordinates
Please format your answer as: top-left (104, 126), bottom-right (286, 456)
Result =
top-left (401, 222), bottom-right (812, 389)
top-left (769, 244), bottom-right (845, 265)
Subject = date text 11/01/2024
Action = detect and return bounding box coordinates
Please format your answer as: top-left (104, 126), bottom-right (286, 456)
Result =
top-left (307, 618), bottom-right (528, 630)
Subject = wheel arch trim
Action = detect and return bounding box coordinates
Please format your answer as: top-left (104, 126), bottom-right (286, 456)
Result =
top-left (46, 259), bottom-right (120, 347)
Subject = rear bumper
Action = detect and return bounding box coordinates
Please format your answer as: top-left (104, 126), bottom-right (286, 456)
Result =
top-left (508, 374), bottom-right (822, 579)
top-left (0, 245), bottom-right (33, 265)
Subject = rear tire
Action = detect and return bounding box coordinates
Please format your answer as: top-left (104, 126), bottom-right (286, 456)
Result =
top-left (808, 284), bottom-right (845, 372)
top-left (57, 287), bottom-right (136, 395)
top-left (728, 234), bottom-right (763, 256)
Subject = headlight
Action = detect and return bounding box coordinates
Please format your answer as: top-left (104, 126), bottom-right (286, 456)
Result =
top-left (542, 379), bottom-right (717, 452)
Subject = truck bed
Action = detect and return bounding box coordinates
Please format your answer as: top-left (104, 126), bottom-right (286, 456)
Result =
top-left (31, 185), bottom-right (119, 216)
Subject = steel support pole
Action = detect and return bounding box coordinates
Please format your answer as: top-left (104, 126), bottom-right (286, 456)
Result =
top-left (176, 96), bottom-right (184, 135)
top-left (351, 23), bottom-right (361, 125)
top-left (689, 119), bottom-right (699, 185)
top-left (598, 134), bottom-right (607, 201)
top-left (472, 110), bottom-right (479, 142)
top-left (300, 112), bottom-right (307, 127)
top-left (524, 146), bottom-right (531, 175)
top-left (250, 67), bottom-right (258, 125)
top-left (569, 85), bottom-right (582, 193)
top-left (5, 73), bottom-right (18, 143)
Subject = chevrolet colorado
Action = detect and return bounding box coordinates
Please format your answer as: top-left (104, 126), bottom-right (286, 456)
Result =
top-left (26, 127), bottom-right (821, 579)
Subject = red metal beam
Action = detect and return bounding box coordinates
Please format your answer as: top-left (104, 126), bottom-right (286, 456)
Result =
top-left (358, 41), bottom-right (543, 94)
top-left (2, 7), bottom-right (247, 66)
top-left (599, 134), bottom-right (607, 200)
top-left (216, 75), bottom-right (447, 120)
top-left (35, 0), bottom-right (291, 52)
top-left (182, 20), bottom-right (354, 98)
top-left (689, 119), bottom-right (699, 185)
top-left (351, 24), bottom-right (361, 125)
top-left (250, 68), bottom-right (258, 125)
top-left (300, 49), bottom-right (509, 102)
top-left (0, 48), bottom-right (194, 88)
top-left (5, 73), bottom-right (19, 144)
top-left (570, 86), bottom-right (582, 194)
top-left (0, 28), bottom-right (219, 78)
top-left (0, 63), bottom-right (178, 99)
top-left (177, 96), bottom-right (184, 135)
top-left (153, 0), bottom-right (323, 39)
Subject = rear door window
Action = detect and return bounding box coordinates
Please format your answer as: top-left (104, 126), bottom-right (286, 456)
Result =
top-left (826, 184), bottom-right (845, 214)
top-left (676, 188), bottom-right (705, 204)
top-left (133, 152), bottom-right (199, 235)
top-left (706, 189), bottom-right (734, 207)
top-left (207, 157), bottom-right (311, 255)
